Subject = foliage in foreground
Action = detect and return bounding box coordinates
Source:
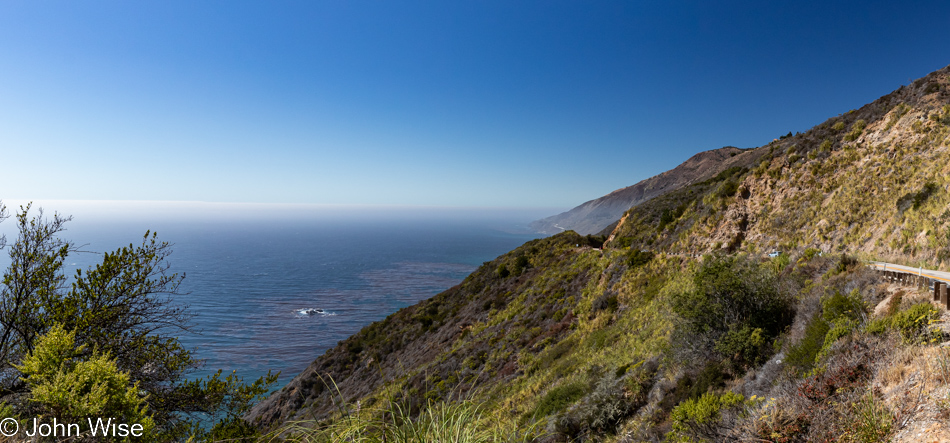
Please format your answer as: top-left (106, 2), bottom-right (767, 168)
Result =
top-left (267, 389), bottom-right (545, 443)
top-left (671, 254), bottom-right (795, 371)
top-left (16, 324), bottom-right (155, 436)
top-left (0, 202), bottom-right (276, 441)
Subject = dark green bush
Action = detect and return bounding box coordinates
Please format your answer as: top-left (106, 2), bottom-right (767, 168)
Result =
top-left (535, 382), bottom-right (586, 417)
top-left (786, 290), bottom-right (865, 373)
top-left (712, 166), bottom-right (748, 182)
top-left (844, 119), bottom-right (867, 141)
top-left (688, 361), bottom-right (727, 399)
top-left (830, 254), bottom-right (859, 276)
top-left (671, 255), bottom-right (794, 369)
top-left (615, 237), bottom-right (634, 248)
top-left (511, 254), bottom-right (530, 275)
top-left (714, 326), bottom-right (768, 369)
top-left (716, 179), bottom-right (739, 198)
top-left (592, 293), bottom-right (619, 313)
top-left (821, 289), bottom-right (865, 323)
top-left (658, 204), bottom-right (688, 230)
top-left (786, 312), bottom-right (831, 373)
top-left (584, 234), bottom-right (606, 248)
top-left (627, 249), bottom-right (654, 268)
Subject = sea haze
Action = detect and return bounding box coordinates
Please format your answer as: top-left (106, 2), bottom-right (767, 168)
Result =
top-left (0, 204), bottom-right (550, 388)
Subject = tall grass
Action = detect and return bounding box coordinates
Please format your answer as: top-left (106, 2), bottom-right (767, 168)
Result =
top-left (263, 380), bottom-right (544, 443)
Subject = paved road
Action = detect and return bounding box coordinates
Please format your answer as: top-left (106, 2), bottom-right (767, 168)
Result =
top-left (870, 261), bottom-right (950, 284)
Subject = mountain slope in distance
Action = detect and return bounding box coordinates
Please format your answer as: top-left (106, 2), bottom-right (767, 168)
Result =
top-left (529, 146), bottom-right (760, 235)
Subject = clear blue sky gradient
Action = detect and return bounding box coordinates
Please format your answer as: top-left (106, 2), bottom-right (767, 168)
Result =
top-left (2, 1), bottom-right (949, 208)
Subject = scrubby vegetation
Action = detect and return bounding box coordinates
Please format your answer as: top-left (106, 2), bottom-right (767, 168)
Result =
top-left (248, 63), bottom-right (950, 443)
top-left (0, 203), bottom-right (276, 442)
top-left (259, 226), bottom-right (950, 442)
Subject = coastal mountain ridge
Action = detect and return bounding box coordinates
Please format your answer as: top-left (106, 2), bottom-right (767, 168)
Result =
top-left (529, 146), bottom-right (760, 235)
top-left (250, 63), bottom-right (950, 441)
top-left (604, 64), bottom-right (950, 266)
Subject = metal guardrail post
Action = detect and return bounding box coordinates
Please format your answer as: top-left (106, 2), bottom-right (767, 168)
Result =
top-left (941, 282), bottom-right (948, 307)
top-left (935, 280), bottom-right (941, 302)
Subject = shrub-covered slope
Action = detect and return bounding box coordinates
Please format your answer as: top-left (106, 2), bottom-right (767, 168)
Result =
top-left (250, 65), bottom-right (950, 442)
top-left (606, 65), bottom-right (950, 268)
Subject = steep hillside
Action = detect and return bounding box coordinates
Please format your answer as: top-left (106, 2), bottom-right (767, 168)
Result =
top-left (250, 64), bottom-right (950, 442)
top-left (529, 147), bottom-right (761, 235)
top-left (605, 64), bottom-right (950, 269)
top-left (249, 232), bottom-right (624, 425)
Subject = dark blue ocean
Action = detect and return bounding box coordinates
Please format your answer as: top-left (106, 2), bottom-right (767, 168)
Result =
top-left (0, 208), bottom-right (546, 388)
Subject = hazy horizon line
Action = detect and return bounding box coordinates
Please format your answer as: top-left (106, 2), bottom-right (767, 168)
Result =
top-left (1, 198), bottom-right (566, 211)
top-left (0, 199), bottom-right (568, 225)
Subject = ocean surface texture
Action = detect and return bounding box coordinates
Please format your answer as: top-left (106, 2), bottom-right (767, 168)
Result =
top-left (0, 214), bottom-right (542, 387)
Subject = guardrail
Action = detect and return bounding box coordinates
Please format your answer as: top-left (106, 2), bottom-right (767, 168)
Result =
top-left (875, 266), bottom-right (949, 309)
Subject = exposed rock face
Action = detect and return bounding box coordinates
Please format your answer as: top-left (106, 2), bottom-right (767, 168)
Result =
top-left (529, 147), bottom-right (749, 235)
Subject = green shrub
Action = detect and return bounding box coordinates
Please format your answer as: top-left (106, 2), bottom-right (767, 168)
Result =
top-left (712, 166), bottom-right (748, 182)
top-left (821, 289), bottom-right (865, 322)
top-left (844, 120), bottom-right (866, 141)
top-left (801, 248), bottom-right (821, 261)
top-left (659, 204), bottom-right (688, 230)
top-left (815, 317), bottom-right (859, 362)
top-left (672, 256), bottom-right (794, 369)
top-left (627, 249), bottom-right (655, 268)
top-left (716, 179), bottom-right (739, 198)
top-left (714, 326), bottom-right (767, 369)
top-left (688, 362), bottom-right (727, 399)
top-left (615, 237), bottom-right (634, 248)
top-left (535, 382), bottom-right (587, 417)
top-left (786, 290), bottom-right (864, 373)
top-left (833, 121), bottom-right (846, 131)
top-left (889, 303), bottom-right (937, 340)
top-left (786, 311), bottom-right (832, 372)
top-left (16, 324), bottom-right (156, 435)
top-left (512, 255), bottom-right (530, 275)
top-left (667, 391), bottom-right (747, 442)
top-left (584, 234), bottom-right (606, 248)
top-left (867, 302), bottom-right (938, 342)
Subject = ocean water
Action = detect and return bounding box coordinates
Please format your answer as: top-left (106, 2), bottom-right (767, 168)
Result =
top-left (0, 211), bottom-right (544, 387)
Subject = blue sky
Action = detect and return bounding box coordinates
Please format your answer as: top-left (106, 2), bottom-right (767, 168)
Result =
top-left (2, 1), bottom-right (949, 210)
